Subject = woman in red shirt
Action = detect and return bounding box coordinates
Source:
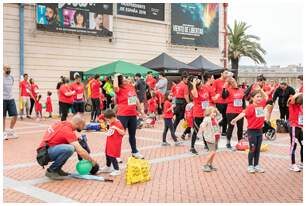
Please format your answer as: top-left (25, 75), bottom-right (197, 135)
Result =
top-left (90, 74), bottom-right (102, 122)
top-left (70, 74), bottom-right (85, 114)
top-left (29, 78), bottom-right (39, 117)
top-left (113, 74), bottom-right (144, 159)
top-left (231, 90), bottom-right (268, 174)
top-left (59, 77), bottom-right (75, 121)
top-left (287, 93), bottom-right (303, 172)
top-left (222, 78), bottom-right (245, 150)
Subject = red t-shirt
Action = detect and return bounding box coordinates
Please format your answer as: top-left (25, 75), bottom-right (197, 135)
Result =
top-left (46, 96), bottom-right (53, 113)
top-left (212, 78), bottom-right (226, 104)
top-left (31, 84), bottom-right (39, 98)
top-left (35, 101), bottom-right (42, 113)
top-left (70, 82), bottom-right (85, 101)
top-left (19, 80), bottom-right (31, 97)
top-left (206, 84), bottom-right (216, 107)
top-left (105, 120), bottom-right (125, 158)
top-left (185, 108), bottom-right (193, 127)
top-left (289, 101), bottom-right (303, 128)
top-left (175, 82), bottom-right (188, 99)
top-left (244, 99), bottom-right (267, 129)
top-left (59, 84), bottom-right (74, 104)
top-left (163, 100), bottom-right (173, 119)
top-left (192, 85), bottom-right (213, 117)
top-left (90, 79), bottom-right (102, 99)
top-left (38, 121), bottom-right (78, 150)
top-left (146, 76), bottom-right (156, 89)
top-left (115, 84), bottom-right (138, 116)
top-left (171, 84), bottom-right (176, 96)
top-left (226, 87), bottom-right (244, 114)
top-left (148, 97), bottom-right (157, 113)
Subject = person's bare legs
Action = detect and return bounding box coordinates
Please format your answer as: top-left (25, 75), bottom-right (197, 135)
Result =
top-left (10, 116), bottom-right (17, 129)
top-left (266, 105), bottom-right (273, 122)
top-left (3, 116), bottom-right (6, 131)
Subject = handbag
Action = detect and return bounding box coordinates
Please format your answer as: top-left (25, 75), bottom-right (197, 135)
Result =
top-left (36, 144), bottom-right (50, 168)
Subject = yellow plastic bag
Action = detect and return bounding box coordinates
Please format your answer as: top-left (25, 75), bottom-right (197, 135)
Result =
top-left (181, 120), bottom-right (188, 129)
top-left (19, 98), bottom-right (23, 110)
top-left (126, 157), bottom-right (150, 185)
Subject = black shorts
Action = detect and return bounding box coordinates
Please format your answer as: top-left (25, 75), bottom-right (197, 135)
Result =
top-left (266, 100), bottom-right (273, 105)
top-left (72, 101), bottom-right (85, 113)
top-left (3, 99), bottom-right (18, 117)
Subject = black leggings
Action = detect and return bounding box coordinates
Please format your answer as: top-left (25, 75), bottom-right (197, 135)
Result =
top-left (183, 127), bottom-right (192, 136)
top-left (191, 117), bottom-right (208, 149)
top-left (226, 113), bottom-right (244, 142)
top-left (59, 102), bottom-right (72, 121)
top-left (30, 98), bottom-right (35, 115)
top-left (91, 98), bottom-right (101, 121)
top-left (117, 116), bottom-right (138, 154)
top-left (289, 127), bottom-right (303, 164)
top-left (216, 103), bottom-right (228, 134)
top-left (173, 100), bottom-right (187, 132)
top-left (279, 106), bottom-right (289, 120)
top-left (106, 155), bottom-right (119, 170)
top-left (163, 118), bottom-right (178, 142)
top-left (247, 129), bottom-right (263, 166)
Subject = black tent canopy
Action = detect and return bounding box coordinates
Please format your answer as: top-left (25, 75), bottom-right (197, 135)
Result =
top-left (188, 55), bottom-right (224, 74)
top-left (142, 52), bottom-right (198, 72)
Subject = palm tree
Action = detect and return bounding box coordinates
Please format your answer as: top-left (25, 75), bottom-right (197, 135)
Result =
top-left (227, 20), bottom-right (266, 78)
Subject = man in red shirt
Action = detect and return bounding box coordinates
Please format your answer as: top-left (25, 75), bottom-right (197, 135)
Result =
top-left (70, 74), bottom-right (85, 114)
top-left (36, 115), bottom-right (98, 180)
top-left (19, 73), bottom-right (32, 119)
top-left (146, 71), bottom-right (157, 90)
top-left (173, 72), bottom-right (190, 133)
top-left (90, 74), bottom-right (102, 122)
top-left (213, 70), bottom-right (232, 136)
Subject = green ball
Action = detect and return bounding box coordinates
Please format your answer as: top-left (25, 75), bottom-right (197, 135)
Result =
top-left (100, 76), bottom-right (104, 81)
top-left (109, 90), bottom-right (115, 97)
top-left (43, 104), bottom-right (46, 109)
top-left (76, 160), bottom-right (93, 175)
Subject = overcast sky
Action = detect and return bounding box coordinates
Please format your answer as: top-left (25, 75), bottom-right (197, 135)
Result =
top-left (228, 1), bottom-right (304, 67)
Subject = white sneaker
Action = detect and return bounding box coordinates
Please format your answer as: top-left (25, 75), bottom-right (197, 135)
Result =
top-left (132, 152), bottom-right (144, 159)
top-left (297, 163), bottom-right (303, 170)
top-left (254, 165), bottom-right (265, 173)
top-left (248, 166), bottom-right (256, 173)
top-left (288, 164), bottom-right (301, 172)
top-left (100, 166), bottom-right (113, 173)
top-left (6, 129), bottom-right (18, 139)
top-left (110, 170), bottom-right (121, 176)
top-left (3, 131), bottom-right (8, 140)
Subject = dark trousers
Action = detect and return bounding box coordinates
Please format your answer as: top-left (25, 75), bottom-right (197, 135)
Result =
top-left (226, 113), bottom-right (244, 142)
top-left (289, 127), bottom-right (303, 164)
top-left (117, 116), bottom-right (138, 153)
top-left (247, 129), bottom-right (263, 166)
top-left (106, 155), bottom-right (119, 170)
top-left (183, 127), bottom-right (192, 136)
top-left (173, 100), bottom-right (187, 132)
top-left (279, 106), bottom-right (289, 120)
top-left (58, 101), bottom-right (62, 116)
top-left (162, 118), bottom-right (178, 142)
top-left (30, 98), bottom-right (35, 115)
top-left (216, 103), bottom-right (228, 134)
top-left (59, 102), bottom-right (72, 121)
top-left (191, 117), bottom-right (208, 149)
top-left (91, 98), bottom-right (101, 121)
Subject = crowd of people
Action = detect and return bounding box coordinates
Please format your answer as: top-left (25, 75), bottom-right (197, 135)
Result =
top-left (3, 64), bottom-right (303, 180)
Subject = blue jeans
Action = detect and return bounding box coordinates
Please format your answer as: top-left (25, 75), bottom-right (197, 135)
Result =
top-left (117, 116), bottom-right (138, 153)
top-left (48, 144), bottom-right (75, 172)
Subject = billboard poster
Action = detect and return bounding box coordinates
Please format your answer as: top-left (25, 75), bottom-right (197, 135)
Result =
top-left (117, 3), bottom-right (164, 21)
top-left (171, 3), bottom-right (219, 47)
top-left (36, 3), bottom-right (113, 37)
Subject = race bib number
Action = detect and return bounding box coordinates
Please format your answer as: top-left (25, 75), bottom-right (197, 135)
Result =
top-left (255, 107), bottom-right (265, 117)
top-left (105, 129), bottom-right (115, 137)
top-left (298, 115), bottom-right (303, 125)
top-left (201, 101), bottom-right (209, 109)
top-left (128, 96), bottom-right (137, 106)
top-left (77, 93), bottom-right (83, 99)
top-left (233, 99), bottom-right (243, 107)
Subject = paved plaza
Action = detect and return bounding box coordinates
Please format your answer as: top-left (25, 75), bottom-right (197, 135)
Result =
top-left (3, 113), bottom-right (303, 203)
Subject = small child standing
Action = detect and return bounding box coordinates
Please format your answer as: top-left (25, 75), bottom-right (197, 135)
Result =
top-left (199, 106), bottom-right (221, 172)
top-left (181, 102), bottom-right (194, 140)
top-left (231, 90), bottom-right (268, 173)
top-left (288, 93), bottom-right (303, 172)
top-left (148, 92), bottom-right (157, 116)
top-left (162, 93), bottom-right (182, 146)
top-left (35, 94), bottom-right (43, 120)
top-left (46, 91), bottom-right (53, 118)
top-left (100, 109), bottom-right (125, 176)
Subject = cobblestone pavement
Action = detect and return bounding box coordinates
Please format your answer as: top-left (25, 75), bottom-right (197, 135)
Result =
top-left (3, 113), bottom-right (303, 203)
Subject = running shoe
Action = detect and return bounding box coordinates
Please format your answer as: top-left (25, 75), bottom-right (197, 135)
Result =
top-left (190, 148), bottom-right (199, 155)
top-left (132, 152), bottom-right (144, 159)
top-left (100, 166), bottom-right (113, 173)
top-left (288, 164), bottom-right (301, 172)
top-left (110, 170), bottom-right (121, 176)
top-left (161, 142), bottom-right (171, 146)
top-left (202, 165), bottom-right (212, 172)
top-left (254, 165), bottom-right (265, 173)
top-left (248, 166), bottom-right (256, 173)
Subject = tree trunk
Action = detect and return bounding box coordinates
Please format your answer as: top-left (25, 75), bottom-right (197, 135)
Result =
top-left (231, 58), bottom-right (239, 80)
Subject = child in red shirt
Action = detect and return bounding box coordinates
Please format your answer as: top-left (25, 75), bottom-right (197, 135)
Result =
top-left (288, 93), bottom-right (303, 172)
top-left (99, 93), bottom-right (105, 111)
top-left (35, 94), bottom-right (43, 120)
top-left (100, 109), bottom-right (126, 176)
top-left (181, 102), bottom-right (193, 140)
top-left (231, 90), bottom-right (268, 174)
top-left (46, 91), bottom-right (53, 118)
top-left (162, 93), bottom-right (182, 146)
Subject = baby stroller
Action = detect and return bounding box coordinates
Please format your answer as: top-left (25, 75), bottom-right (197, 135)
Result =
top-left (243, 120), bottom-right (276, 141)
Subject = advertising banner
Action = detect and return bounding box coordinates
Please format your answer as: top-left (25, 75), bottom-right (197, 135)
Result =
top-left (117, 3), bottom-right (164, 21)
top-left (36, 3), bottom-right (113, 37)
top-left (171, 3), bottom-right (219, 47)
